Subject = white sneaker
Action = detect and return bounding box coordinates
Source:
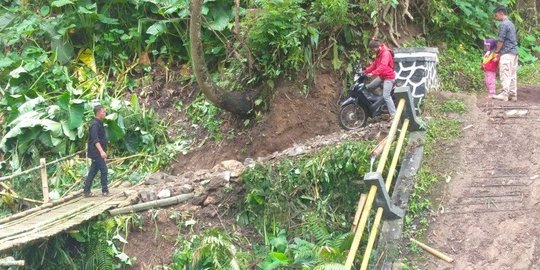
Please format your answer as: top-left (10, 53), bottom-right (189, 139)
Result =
top-left (509, 95), bottom-right (517, 101)
top-left (493, 93), bottom-right (509, 101)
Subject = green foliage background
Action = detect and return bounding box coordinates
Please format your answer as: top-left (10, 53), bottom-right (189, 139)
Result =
top-left (0, 0), bottom-right (538, 268)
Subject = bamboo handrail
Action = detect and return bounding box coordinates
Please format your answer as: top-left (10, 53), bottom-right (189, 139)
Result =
top-left (377, 100), bottom-right (407, 173)
top-left (344, 99), bottom-right (406, 269)
top-left (0, 150), bottom-right (84, 182)
top-left (360, 119), bottom-right (410, 270)
top-left (386, 119), bottom-right (410, 191)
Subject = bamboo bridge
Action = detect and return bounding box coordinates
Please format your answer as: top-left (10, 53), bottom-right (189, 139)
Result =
top-left (0, 150), bottom-right (194, 258)
top-left (0, 190), bottom-right (126, 253)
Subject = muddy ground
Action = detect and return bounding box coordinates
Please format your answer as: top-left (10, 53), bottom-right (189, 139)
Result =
top-left (420, 86), bottom-right (540, 269)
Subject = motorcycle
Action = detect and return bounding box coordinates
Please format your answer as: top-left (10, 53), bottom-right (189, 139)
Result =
top-left (338, 71), bottom-right (395, 130)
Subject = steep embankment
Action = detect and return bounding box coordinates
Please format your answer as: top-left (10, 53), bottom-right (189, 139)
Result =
top-left (167, 70), bottom-right (346, 173)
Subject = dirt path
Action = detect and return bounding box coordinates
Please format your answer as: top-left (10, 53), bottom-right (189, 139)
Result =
top-left (426, 87), bottom-right (540, 269)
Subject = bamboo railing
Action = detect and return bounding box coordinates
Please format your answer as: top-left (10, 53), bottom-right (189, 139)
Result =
top-left (345, 94), bottom-right (417, 270)
top-left (0, 150), bottom-right (85, 204)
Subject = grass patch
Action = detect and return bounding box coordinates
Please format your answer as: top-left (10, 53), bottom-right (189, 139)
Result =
top-left (518, 61), bottom-right (540, 85)
top-left (440, 99), bottom-right (466, 114)
top-left (185, 93), bottom-right (224, 142)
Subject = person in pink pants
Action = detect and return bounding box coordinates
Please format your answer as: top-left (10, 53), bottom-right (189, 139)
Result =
top-left (482, 39), bottom-right (498, 98)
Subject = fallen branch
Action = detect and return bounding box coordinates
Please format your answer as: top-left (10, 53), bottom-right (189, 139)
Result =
top-left (371, 136), bottom-right (388, 159)
top-left (109, 193), bottom-right (194, 216)
top-left (0, 191), bottom-right (43, 204)
top-left (107, 153), bottom-right (148, 166)
top-left (410, 238), bottom-right (454, 263)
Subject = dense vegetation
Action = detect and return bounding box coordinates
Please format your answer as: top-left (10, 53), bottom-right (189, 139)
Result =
top-left (0, 0), bottom-right (539, 268)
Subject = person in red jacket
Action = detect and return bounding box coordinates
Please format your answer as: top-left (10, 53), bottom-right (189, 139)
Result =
top-left (363, 39), bottom-right (396, 117)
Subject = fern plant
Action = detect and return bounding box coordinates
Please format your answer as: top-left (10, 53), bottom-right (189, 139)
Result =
top-left (172, 229), bottom-right (243, 270)
top-left (83, 241), bottom-right (115, 270)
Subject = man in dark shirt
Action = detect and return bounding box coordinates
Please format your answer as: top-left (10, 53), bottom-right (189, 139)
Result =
top-left (83, 105), bottom-right (109, 197)
top-left (492, 6), bottom-right (519, 102)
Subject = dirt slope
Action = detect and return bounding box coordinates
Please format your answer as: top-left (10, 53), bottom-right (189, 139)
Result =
top-left (169, 71), bottom-right (343, 174)
top-left (425, 87), bottom-right (540, 269)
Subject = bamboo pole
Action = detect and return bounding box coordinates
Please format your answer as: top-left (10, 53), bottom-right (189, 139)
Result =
top-left (109, 193), bottom-right (194, 216)
top-left (360, 119), bottom-right (410, 269)
top-left (107, 153), bottom-right (148, 166)
top-left (411, 238), bottom-right (454, 263)
top-left (0, 182), bottom-right (18, 196)
top-left (377, 99), bottom-right (406, 173)
top-left (0, 150), bottom-right (84, 182)
top-left (40, 158), bottom-right (49, 203)
top-left (351, 194), bottom-right (367, 232)
top-left (344, 99), bottom-right (405, 270)
top-left (0, 191), bottom-right (81, 225)
top-left (61, 178), bottom-right (84, 198)
top-left (385, 119), bottom-right (410, 191)
top-left (360, 207), bottom-right (383, 270)
top-left (0, 192), bottom-right (43, 204)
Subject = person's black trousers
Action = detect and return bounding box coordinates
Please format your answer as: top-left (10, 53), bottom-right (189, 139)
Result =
top-left (83, 157), bottom-right (108, 194)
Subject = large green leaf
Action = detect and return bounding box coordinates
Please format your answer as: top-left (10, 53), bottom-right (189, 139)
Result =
top-left (146, 21), bottom-right (167, 36)
top-left (105, 119), bottom-right (126, 142)
top-left (68, 103), bottom-right (85, 129)
top-left (18, 96), bottom-right (46, 114)
top-left (61, 120), bottom-right (76, 140)
top-left (52, 37), bottom-right (74, 64)
top-left (57, 92), bottom-right (70, 111)
top-left (0, 114), bottom-right (43, 151)
top-left (41, 119), bottom-right (63, 137)
top-left (7, 110), bottom-right (43, 128)
top-left (51, 0), bottom-right (74, 7)
top-left (206, 4), bottom-right (232, 31)
top-left (0, 55), bottom-right (14, 69)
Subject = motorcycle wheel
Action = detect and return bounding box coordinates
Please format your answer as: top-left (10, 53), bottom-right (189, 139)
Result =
top-left (338, 103), bottom-right (368, 130)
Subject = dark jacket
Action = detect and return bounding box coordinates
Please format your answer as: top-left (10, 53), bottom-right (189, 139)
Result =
top-left (87, 118), bottom-right (107, 159)
top-left (364, 44), bottom-right (396, 80)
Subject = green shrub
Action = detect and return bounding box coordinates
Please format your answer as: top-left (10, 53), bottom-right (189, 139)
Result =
top-left (239, 141), bottom-right (373, 236)
top-left (247, 0), bottom-right (317, 78)
top-left (186, 93), bottom-right (223, 142)
top-left (438, 45), bottom-right (483, 92)
top-left (312, 0), bottom-right (349, 27)
top-left (427, 0), bottom-right (513, 44)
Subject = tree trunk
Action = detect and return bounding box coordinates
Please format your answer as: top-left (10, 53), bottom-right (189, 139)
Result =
top-left (190, 0), bottom-right (255, 116)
